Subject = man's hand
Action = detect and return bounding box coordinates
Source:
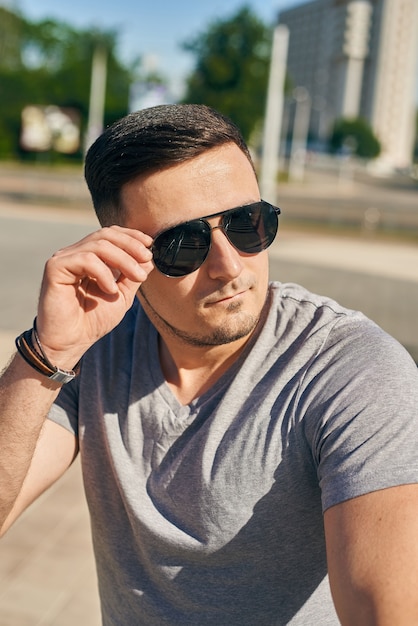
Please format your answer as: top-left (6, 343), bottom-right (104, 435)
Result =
top-left (35, 225), bottom-right (154, 369)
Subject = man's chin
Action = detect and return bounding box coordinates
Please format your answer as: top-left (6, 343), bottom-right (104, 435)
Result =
top-left (169, 314), bottom-right (259, 347)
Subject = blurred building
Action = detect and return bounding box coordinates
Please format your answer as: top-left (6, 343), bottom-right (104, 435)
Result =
top-left (278, 0), bottom-right (418, 168)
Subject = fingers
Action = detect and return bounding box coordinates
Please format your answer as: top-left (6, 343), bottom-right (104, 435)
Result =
top-left (47, 226), bottom-right (154, 294)
top-left (34, 226), bottom-right (156, 363)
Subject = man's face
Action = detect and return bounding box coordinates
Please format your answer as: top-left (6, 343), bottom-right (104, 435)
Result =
top-left (120, 142), bottom-right (271, 349)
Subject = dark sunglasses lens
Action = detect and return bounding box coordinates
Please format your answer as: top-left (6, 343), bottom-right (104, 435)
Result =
top-left (153, 221), bottom-right (211, 277)
top-left (226, 202), bottom-right (278, 253)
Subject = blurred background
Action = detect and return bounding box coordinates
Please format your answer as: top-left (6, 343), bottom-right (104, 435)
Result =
top-left (0, 0), bottom-right (417, 623)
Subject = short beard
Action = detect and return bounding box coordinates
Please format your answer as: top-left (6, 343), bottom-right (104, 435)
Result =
top-left (138, 287), bottom-right (260, 347)
top-left (164, 314), bottom-right (259, 347)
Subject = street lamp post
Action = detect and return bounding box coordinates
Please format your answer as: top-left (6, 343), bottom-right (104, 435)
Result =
top-left (288, 86), bottom-right (311, 182)
top-left (85, 41), bottom-right (108, 153)
top-left (260, 24), bottom-right (289, 203)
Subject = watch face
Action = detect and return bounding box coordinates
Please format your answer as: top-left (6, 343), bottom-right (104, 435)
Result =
top-left (49, 370), bottom-right (76, 384)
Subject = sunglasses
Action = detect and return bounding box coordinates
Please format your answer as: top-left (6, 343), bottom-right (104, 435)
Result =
top-left (151, 200), bottom-right (281, 277)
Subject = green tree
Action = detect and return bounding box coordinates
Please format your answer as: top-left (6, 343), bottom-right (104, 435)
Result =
top-left (329, 117), bottom-right (381, 159)
top-left (182, 6), bottom-right (272, 143)
top-left (0, 6), bottom-right (134, 160)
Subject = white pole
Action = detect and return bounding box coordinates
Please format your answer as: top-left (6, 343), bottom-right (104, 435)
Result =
top-left (85, 42), bottom-right (107, 152)
top-left (260, 24), bottom-right (289, 203)
top-left (288, 86), bottom-right (311, 182)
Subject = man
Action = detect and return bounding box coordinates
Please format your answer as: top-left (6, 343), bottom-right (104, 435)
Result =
top-left (1, 104), bottom-right (418, 625)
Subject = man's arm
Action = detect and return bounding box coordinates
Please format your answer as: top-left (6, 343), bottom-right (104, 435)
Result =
top-left (0, 226), bottom-right (154, 535)
top-left (324, 484), bottom-right (418, 625)
top-left (0, 355), bottom-right (78, 535)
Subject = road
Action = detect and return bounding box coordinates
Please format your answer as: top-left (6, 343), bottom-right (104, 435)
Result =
top-left (277, 162), bottom-right (418, 233)
top-left (0, 194), bottom-right (417, 363)
top-left (0, 208), bottom-right (95, 332)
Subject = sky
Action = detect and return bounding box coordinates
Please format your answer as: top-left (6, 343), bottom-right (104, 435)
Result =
top-left (11, 0), bottom-right (304, 99)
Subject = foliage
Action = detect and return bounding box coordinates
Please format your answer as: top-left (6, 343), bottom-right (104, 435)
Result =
top-left (329, 117), bottom-right (381, 159)
top-left (0, 6), bottom-right (133, 161)
top-left (181, 6), bottom-right (273, 144)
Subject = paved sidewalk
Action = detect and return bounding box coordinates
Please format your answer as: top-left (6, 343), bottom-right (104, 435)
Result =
top-left (0, 202), bottom-right (101, 625)
top-left (0, 339), bottom-right (101, 625)
top-left (0, 460), bottom-right (101, 626)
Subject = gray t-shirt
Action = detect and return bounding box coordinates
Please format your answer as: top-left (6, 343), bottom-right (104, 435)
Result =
top-left (49, 282), bottom-right (418, 625)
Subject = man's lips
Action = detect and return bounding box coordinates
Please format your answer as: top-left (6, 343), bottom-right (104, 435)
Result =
top-left (205, 288), bottom-right (248, 306)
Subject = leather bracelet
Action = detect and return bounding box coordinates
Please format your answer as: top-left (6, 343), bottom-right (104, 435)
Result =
top-left (15, 324), bottom-right (79, 385)
top-left (32, 318), bottom-right (80, 375)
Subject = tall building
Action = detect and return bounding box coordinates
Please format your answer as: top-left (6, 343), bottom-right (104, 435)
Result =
top-left (278, 0), bottom-right (418, 168)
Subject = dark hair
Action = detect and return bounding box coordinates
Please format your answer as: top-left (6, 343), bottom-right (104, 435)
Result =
top-left (84, 103), bottom-right (254, 226)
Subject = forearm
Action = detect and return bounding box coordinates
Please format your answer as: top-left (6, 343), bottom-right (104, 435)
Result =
top-left (0, 352), bottom-right (61, 533)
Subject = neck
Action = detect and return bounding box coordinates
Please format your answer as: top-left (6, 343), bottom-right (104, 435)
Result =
top-left (158, 333), bottom-right (251, 405)
top-left (138, 284), bottom-right (270, 405)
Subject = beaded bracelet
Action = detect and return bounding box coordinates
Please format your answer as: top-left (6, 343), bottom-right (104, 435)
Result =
top-left (15, 320), bottom-right (80, 385)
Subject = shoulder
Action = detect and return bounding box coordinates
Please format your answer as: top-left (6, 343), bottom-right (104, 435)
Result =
top-left (266, 281), bottom-right (418, 416)
top-left (270, 281), bottom-right (363, 321)
top-left (268, 281), bottom-right (414, 363)
top-left (265, 282), bottom-right (383, 368)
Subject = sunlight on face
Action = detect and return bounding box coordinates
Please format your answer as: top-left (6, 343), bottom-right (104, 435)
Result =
top-left (121, 143), bottom-right (270, 350)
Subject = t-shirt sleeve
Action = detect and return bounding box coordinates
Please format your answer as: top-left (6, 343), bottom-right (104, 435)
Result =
top-left (304, 316), bottom-right (418, 512)
top-left (48, 375), bottom-right (80, 436)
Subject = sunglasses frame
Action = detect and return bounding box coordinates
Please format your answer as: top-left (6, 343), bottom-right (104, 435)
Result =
top-left (151, 200), bottom-right (281, 277)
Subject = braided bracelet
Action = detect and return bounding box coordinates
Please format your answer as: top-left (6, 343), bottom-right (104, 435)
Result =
top-left (15, 320), bottom-right (80, 385)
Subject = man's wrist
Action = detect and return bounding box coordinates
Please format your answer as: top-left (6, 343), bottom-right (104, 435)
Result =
top-left (15, 321), bottom-right (80, 385)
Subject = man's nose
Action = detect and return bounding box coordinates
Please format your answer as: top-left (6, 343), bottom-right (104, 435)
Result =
top-left (205, 226), bottom-right (243, 280)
